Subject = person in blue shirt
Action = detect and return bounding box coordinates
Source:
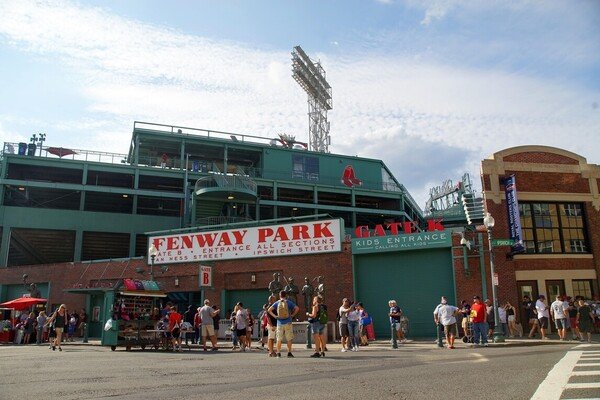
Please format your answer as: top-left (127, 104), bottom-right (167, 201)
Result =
top-left (268, 290), bottom-right (299, 358)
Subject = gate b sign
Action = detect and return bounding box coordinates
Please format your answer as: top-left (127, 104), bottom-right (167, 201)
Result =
top-left (200, 266), bottom-right (212, 287)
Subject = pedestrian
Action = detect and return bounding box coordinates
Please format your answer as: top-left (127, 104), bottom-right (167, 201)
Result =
top-left (459, 300), bottom-right (471, 338)
top-left (265, 295), bottom-right (277, 357)
top-left (194, 307), bottom-right (202, 345)
top-left (246, 308), bottom-right (254, 350)
top-left (23, 312), bottom-right (35, 345)
top-left (568, 300), bottom-right (580, 341)
top-left (258, 304), bottom-right (269, 350)
top-left (168, 306), bottom-right (183, 351)
top-left (78, 309), bottom-right (87, 338)
top-left (183, 305), bottom-right (195, 345)
top-left (485, 299), bottom-right (495, 339)
top-left (67, 312), bottom-right (77, 342)
top-left (36, 310), bottom-right (47, 345)
top-left (535, 295), bottom-right (550, 340)
top-left (347, 303), bottom-right (361, 351)
top-left (230, 309), bottom-right (238, 350)
top-left (199, 299), bottom-right (220, 351)
top-left (505, 302), bottom-right (519, 338)
top-left (212, 305), bottom-right (221, 338)
top-left (498, 303), bottom-right (508, 337)
top-left (389, 300), bottom-right (406, 344)
top-left (235, 302), bottom-right (249, 351)
top-left (433, 296), bottom-right (459, 349)
top-left (268, 290), bottom-right (299, 358)
top-left (306, 295), bottom-right (326, 358)
top-left (576, 299), bottom-right (594, 343)
top-left (470, 296), bottom-right (488, 347)
top-left (46, 304), bottom-right (67, 351)
top-left (357, 302), bottom-right (371, 346)
top-left (550, 295), bottom-right (568, 340)
top-left (338, 298), bottom-right (351, 351)
top-left (522, 295), bottom-right (539, 338)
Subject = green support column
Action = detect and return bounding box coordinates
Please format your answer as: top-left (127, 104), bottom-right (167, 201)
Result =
top-left (478, 233), bottom-right (488, 300)
top-left (0, 227), bottom-right (11, 267)
top-left (74, 230), bottom-right (83, 262)
top-left (134, 134), bottom-right (140, 166)
top-left (129, 232), bottom-right (136, 258)
top-left (223, 145), bottom-right (228, 174)
top-left (180, 140), bottom-right (185, 170)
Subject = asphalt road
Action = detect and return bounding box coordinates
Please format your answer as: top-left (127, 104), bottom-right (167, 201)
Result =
top-left (0, 340), bottom-right (596, 400)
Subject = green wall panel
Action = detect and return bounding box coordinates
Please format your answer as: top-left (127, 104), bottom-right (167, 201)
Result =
top-left (354, 248), bottom-right (454, 338)
top-left (3, 283), bottom-right (49, 302)
top-left (225, 289), bottom-right (270, 318)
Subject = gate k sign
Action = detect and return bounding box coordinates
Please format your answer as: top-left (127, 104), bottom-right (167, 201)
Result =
top-left (200, 265), bottom-right (212, 287)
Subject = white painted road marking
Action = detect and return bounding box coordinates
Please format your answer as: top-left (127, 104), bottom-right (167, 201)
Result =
top-left (565, 383), bottom-right (600, 389)
top-left (531, 351), bottom-right (582, 400)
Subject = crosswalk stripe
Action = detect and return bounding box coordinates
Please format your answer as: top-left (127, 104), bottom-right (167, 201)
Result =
top-left (531, 351), bottom-right (582, 400)
top-left (571, 370), bottom-right (600, 376)
top-left (565, 382), bottom-right (600, 389)
top-left (576, 362), bottom-right (600, 367)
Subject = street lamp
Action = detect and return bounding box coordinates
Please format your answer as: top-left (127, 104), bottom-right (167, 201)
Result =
top-left (148, 244), bottom-right (158, 281)
top-left (483, 212), bottom-right (505, 343)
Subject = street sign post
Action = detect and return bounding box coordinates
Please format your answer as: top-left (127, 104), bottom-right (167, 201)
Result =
top-left (491, 239), bottom-right (515, 247)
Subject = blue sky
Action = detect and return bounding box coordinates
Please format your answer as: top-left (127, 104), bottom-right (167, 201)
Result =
top-left (0, 0), bottom-right (598, 207)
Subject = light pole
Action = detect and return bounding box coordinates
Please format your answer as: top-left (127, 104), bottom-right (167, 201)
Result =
top-left (483, 212), bottom-right (505, 343)
top-left (148, 244), bottom-right (158, 281)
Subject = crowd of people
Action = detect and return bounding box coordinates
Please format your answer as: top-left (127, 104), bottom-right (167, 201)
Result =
top-left (12, 305), bottom-right (87, 351)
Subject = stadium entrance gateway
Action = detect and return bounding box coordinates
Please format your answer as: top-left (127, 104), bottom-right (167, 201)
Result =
top-left (352, 229), bottom-right (455, 338)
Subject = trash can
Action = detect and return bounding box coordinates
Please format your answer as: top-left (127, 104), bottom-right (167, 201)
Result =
top-left (18, 142), bottom-right (27, 155)
top-left (27, 143), bottom-right (37, 156)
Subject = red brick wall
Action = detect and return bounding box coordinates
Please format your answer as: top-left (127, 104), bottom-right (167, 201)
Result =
top-left (503, 151), bottom-right (579, 165)
top-left (503, 171), bottom-right (589, 193)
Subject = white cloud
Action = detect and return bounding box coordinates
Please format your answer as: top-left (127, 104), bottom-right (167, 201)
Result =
top-left (0, 0), bottom-right (598, 209)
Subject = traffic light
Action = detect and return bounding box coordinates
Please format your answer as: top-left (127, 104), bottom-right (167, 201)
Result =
top-left (461, 193), bottom-right (485, 225)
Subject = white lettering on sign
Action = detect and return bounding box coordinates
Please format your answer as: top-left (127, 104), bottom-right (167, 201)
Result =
top-left (149, 219), bottom-right (342, 264)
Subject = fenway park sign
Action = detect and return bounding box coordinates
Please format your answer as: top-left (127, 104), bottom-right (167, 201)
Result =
top-left (148, 219), bottom-right (343, 264)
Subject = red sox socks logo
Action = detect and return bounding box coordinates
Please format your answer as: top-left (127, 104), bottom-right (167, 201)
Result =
top-left (341, 165), bottom-right (362, 187)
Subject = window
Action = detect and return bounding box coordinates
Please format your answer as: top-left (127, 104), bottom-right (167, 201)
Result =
top-left (519, 202), bottom-right (589, 254)
top-left (572, 280), bottom-right (594, 300)
top-left (292, 156), bottom-right (319, 181)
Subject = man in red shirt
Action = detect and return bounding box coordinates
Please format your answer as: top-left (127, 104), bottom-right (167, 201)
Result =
top-left (168, 306), bottom-right (183, 351)
top-left (471, 296), bottom-right (489, 347)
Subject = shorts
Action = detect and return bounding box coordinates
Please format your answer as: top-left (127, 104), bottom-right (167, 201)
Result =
top-left (339, 323), bottom-right (349, 337)
top-left (538, 317), bottom-right (548, 329)
top-left (236, 328), bottom-right (246, 337)
top-left (311, 321), bottom-right (325, 335)
top-left (555, 318), bottom-right (567, 330)
top-left (201, 325), bottom-right (215, 337)
top-left (443, 323), bottom-right (458, 336)
top-left (171, 328), bottom-right (180, 339)
top-left (508, 315), bottom-right (516, 322)
top-left (262, 329), bottom-right (268, 337)
top-left (276, 324), bottom-right (294, 343)
top-left (267, 326), bottom-right (276, 341)
top-left (570, 317), bottom-right (578, 329)
top-left (564, 317), bottom-right (571, 329)
top-left (461, 318), bottom-right (469, 330)
top-left (391, 322), bottom-right (401, 331)
top-left (529, 318), bottom-right (539, 325)
top-left (54, 327), bottom-right (63, 335)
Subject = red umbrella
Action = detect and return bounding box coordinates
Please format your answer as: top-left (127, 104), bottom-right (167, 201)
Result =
top-left (0, 297), bottom-right (47, 310)
top-left (45, 147), bottom-right (77, 158)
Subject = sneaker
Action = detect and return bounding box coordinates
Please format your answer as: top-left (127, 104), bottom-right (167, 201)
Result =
top-left (320, 352), bottom-right (325, 357)
top-left (542, 337), bottom-right (550, 340)
top-left (211, 347), bottom-right (218, 351)
top-left (341, 348), bottom-right (347, 352)
top-left (276, 352), bottom-right (281, 358)
top-left (449, 346), bottom-right (455, 349)
top-left (310, 352), bottom-right (321, 358)
top-left (52, 345), bottom-right (56, 351)
top-left (58, 347), bottom-right (62, 351)
top-left (483, 343), bottom-right (489, 347)
top-left (355, 346), bottom-right (359, 351)
top-left (287, 352), bottom-right (294, 358)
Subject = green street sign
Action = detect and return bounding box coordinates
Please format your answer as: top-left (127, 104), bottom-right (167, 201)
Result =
top-left (492, 239), bottom-right (515, 247)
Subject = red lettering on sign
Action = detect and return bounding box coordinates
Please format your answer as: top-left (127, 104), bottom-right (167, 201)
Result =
top-left (258, 228), bottom-right (273, 243)
top-left (313, 222), bottom-right (333, 238)
top-left (232, 230), bottom-right (247, 245)
top-left (427, 218), bottom-right (444, 232)
top-left (203, 274), bottom-right (209, 285)
top-left (180, 235), bottom-right (193, 249)
top-left (388, 222), bottom-right (403, 235)
top-left (403, 221), bottom-right (418, 234)
top-left (373, 224), bottom-right (386, 237)
top-left (292, 225), bottom-right (310, 240)
top-left (194, 233), bottom-right (217, 247)
top-left (216, 232), bottom-right (232, 246)
top-left (273, 227), bottom-right (290, 241)
top-left (355, 225), bottom-right (370, 238)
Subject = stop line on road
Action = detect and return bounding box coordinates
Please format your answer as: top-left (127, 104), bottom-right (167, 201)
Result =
top-left (531, 345), bottom-right (600, 400)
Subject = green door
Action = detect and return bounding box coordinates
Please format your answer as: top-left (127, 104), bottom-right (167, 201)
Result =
top-left (225, 289), bottom-right (269, 318)
top-left (354, 248), bottom-right (454, 338)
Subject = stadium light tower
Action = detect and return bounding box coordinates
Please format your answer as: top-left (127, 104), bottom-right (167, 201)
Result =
top-left (291, 46), bottom-right (332, 153)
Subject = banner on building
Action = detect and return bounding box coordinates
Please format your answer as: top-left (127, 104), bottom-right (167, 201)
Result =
top-left (504, 175), bottom-right (525, 253)
top-left (352, 231), bottom-right (451, 254)
top-left (199, 266), bottom-right (212, 287)
top-left (148, 218), bottom-right (343, 264)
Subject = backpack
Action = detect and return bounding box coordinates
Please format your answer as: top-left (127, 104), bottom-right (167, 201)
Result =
top-left (277, 300), bottom-right (289, 319)
top-left (318, 305), bottom-right (328, 324)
